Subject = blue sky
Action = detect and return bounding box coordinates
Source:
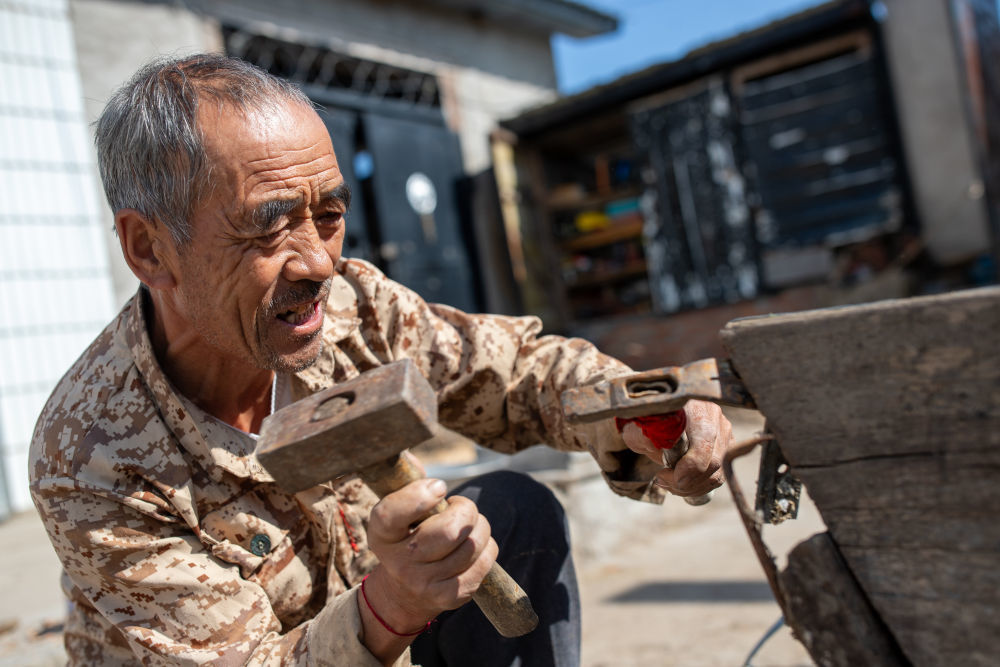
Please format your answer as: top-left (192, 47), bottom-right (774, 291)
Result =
top-left (553, 0), bottom-right (828, 94)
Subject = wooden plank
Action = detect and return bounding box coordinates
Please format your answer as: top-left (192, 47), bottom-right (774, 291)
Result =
top-left (822, 508), bottom-right (1000, 553)
top-left (720, 287), bottom-right (1000, 466)
top-left (720, 287), bottom-right (1000, 666)
top-left (778, 533), bottom-right (907, 667)
top-left (730, 30), bottom-right (872, 93)
top-left (841, 547), bottom-right (1000, 604)
top-left (861, 596), bottom-right (995, 666)
top-left (844, 548), bottom-right (1000, 666)
top-left (792, 450), bottom-right (1000, 517)
top-left (565, 261), bottom-right (647, 290)
top-left (545, 187), bottom-right (642, 213)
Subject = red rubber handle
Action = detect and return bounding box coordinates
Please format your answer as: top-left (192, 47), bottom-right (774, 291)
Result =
top-left (615, 411), bottom-right (687, 449)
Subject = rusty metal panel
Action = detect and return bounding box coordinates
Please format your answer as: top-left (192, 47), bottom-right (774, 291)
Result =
top-left (630, 78), bottom-right (759, 313)
top-left (738, 48), bottom-right (903, 286)
top-left (951, 0), bottom-right (1000, 271)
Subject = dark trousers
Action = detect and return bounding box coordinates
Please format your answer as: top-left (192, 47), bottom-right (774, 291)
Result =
top-left (410, 471), bottom-right (581, 667)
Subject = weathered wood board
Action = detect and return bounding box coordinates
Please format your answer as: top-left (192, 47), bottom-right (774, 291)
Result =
top-left (720, 286), bottom-right (1000, 667)
top-left (778, 533), bottom-right (906, 666)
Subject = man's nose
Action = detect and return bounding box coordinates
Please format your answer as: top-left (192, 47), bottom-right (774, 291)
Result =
top-left (283, 224), bottom-right (334, 283)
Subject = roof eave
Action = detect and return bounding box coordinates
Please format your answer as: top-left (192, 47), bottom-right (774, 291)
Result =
top-left (420, 0), bottom-right (618, 37)
top-left (503, 0), bottom-right (873, 136)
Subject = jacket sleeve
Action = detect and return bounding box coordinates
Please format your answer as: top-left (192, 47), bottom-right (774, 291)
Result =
top-left (31, 463), bottom-right (406, 666)
top-left (352, 261), bottom-right (665, 503)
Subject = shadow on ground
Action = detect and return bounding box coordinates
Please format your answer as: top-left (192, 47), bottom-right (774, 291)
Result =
top-left (606, 579), bottom-right (776, 604)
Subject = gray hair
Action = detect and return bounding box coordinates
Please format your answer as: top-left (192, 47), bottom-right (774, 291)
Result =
top-left (95, 53), bottom-right (313, 244)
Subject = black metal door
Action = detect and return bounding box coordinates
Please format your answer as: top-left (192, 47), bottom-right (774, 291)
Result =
top-left (362, 113), bottom-right (478, 312)
top-left (737, 47), bottom-right (904, 287)
top-left (316, 108), bottom-right (375, 264)
top-left (631, 78), bottom-right (759, 313)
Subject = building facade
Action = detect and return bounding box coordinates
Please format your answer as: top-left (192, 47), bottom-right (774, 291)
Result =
top-left (0, 0), bottom-right (615, 515)
top-left (501, 0), bottom-right (999, 368)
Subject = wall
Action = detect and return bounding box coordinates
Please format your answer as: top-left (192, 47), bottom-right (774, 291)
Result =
top-left (69, 0), bottom-right (222, 308)
top-left (0, 0), bottom-right (117, 514)
top-left (69, 0), bottom-right (561, 304)
top-left (192, 0), bottom-right (559, 174)
top-left (572, 286), bottom-right (834, 372)
top-left (879, 0), bottom-right (993, 264)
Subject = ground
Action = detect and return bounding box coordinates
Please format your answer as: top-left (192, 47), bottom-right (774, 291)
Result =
top-left (0, 408), bottom-right (822, 665)
top-left (568, 408), bottom-right (821, 667)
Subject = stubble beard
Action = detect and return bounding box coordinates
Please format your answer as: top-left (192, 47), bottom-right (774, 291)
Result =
top-left (173, 243), bottom-right (333, 375)
top-left (258, 329), bottom-right (324, 373)
top-left (256, 278), bottom-right (332, 373)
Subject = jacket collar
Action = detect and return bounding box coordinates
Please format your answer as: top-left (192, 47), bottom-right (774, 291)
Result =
top-left (124, 267), bottom-right (361, 481)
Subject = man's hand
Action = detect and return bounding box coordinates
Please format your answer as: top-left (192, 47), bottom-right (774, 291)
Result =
top-left (363, 478), bottom-right (497, 636)
top-left (620, 400), bottom-right (733, 498)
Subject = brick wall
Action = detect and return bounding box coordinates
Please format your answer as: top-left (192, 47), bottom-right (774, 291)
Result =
top-left (571, 286), bottom-right (832, 370)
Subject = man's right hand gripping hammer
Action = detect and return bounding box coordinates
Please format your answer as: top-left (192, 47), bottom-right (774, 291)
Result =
top-left (254, 359), bottom-right (538, 638)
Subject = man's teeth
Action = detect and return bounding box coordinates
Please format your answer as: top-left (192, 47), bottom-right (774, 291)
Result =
top-left (279, 302), bottom-right (313, 324)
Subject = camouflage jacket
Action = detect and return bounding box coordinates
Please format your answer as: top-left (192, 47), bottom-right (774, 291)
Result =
top-left (29, 258), bottom-right (664, 666)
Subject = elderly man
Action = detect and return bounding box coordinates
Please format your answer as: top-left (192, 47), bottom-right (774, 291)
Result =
top-left (30, 54), bottom-right (731, 666)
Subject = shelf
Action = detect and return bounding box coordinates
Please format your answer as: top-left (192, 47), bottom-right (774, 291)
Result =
top-left (562, 220), bottom-right (644, 252)
top-left (565, 261), bottom-right (648, 290)
top-left (545, 187), bottom-right (642, 212)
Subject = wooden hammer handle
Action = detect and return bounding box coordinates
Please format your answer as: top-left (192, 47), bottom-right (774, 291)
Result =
top-left (359, 453), bottom-right (539, 638)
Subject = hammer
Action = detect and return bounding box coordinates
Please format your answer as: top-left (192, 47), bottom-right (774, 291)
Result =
top-left (254, 359), bottom-right (539, 638)
top-left (561, 358), bottom-right (757, 506)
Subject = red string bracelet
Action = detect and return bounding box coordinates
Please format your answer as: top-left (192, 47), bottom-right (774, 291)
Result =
top-left (360, 575), bottom-right (431, 637)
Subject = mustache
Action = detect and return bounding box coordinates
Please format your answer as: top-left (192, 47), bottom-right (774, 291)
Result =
top-left (267, 279), bottom-right (331, 315)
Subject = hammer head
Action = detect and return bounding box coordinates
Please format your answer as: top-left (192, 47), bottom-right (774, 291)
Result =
top-left (255, 358), bottom-right (437, 493)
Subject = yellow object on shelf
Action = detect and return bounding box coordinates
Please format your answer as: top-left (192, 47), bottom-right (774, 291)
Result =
top-left (575, 210), bottom-right (610, 233)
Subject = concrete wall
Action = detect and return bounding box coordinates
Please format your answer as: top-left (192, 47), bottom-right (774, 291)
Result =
top-left (69, 0), bottom-right (560, 305)
top-left (0, 0), bottom-right (117, 513)
top-left (191, 0), bottom-right (559, 173)
top-left (69, 0), bottom-right (222, 309)
top-left (880, 0), bottom-right (992, 265)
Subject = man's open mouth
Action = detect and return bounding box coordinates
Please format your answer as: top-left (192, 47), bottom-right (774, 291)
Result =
top-left (278, 300), bottom-right (318, 325)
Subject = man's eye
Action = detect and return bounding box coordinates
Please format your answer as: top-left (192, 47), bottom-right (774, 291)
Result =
top-left (317, 212), bottom-right (344, 227)
top-left (258, 228), bottom-right (288, 246)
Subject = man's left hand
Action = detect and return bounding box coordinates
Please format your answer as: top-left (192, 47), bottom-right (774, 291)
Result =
top-left (619, 401), bottom-right (733, 498)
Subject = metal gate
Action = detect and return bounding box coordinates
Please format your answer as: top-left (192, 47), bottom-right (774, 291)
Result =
top-left (226, 27), bottom-right (479, 312)
top-left (630, 77), bottom-right (759, 313)
top-left (360, 113), bottom-right (478, 312)
top-left (316, 108), bottom-right (375, 265)
top-left (735, 36), bottom-right (904, 288)
top-left (629, 32), bottom-right (904, 311)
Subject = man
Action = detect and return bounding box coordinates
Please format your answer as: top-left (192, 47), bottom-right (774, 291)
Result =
top-left (30, 54), bottom-right (731, 666)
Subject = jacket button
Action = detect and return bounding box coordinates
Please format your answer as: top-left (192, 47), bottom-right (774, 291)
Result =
top-left (250, 534), bottom-right (271, 556)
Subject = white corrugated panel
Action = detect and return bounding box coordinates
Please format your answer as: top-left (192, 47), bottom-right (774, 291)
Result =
top-left (0, 0), bottom-right (116, 516)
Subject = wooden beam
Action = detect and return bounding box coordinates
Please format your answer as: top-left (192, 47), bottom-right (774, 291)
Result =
top-left (779, 532), bottom-right (907, 666)
top-left (721, 287), bottom-right (1000, 665)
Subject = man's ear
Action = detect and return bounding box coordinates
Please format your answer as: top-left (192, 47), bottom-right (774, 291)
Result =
top-left (115, 209), bottom-right (178, 289)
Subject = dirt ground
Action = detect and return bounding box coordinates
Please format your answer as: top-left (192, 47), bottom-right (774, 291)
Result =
top-left (568, 408), bottom-right (821, 667)
top-left (0, 408), bottom-right (822, 666)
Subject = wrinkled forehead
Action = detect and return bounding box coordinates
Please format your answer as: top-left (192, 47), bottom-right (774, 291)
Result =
top-left (191, 99), bottom-right (341, 219)
top-left (197, 98), bottom-right (329, 165)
